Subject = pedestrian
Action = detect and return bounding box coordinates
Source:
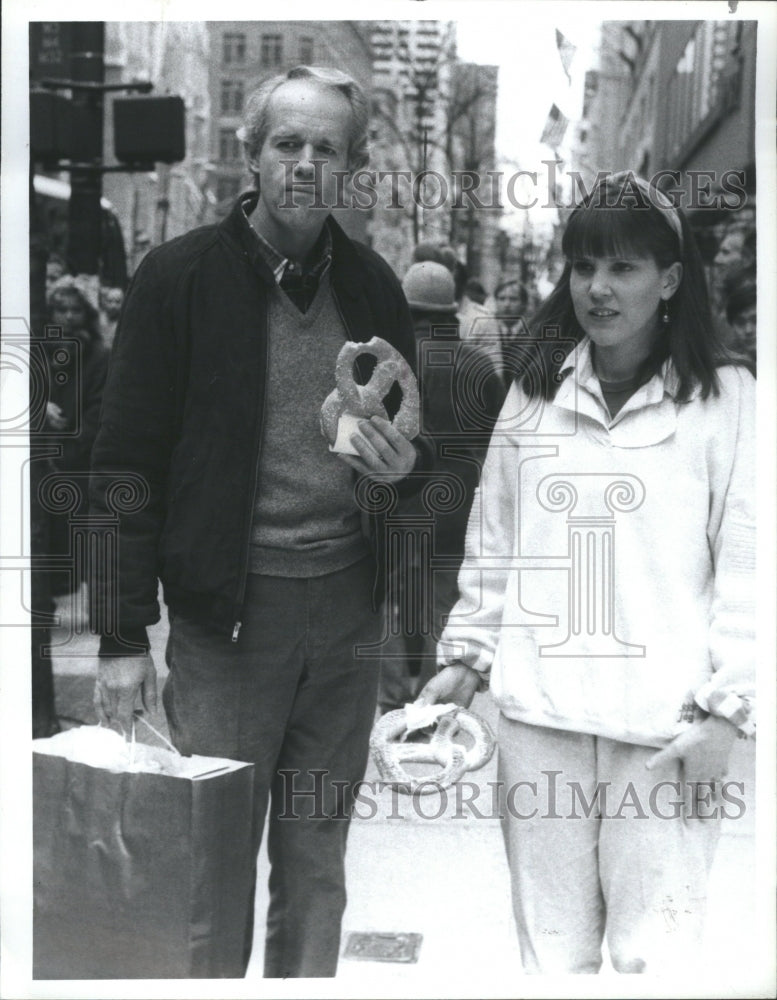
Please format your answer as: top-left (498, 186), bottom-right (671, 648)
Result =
top-left (45, 253), bottom-right (68, 298)
top-left (88, 65), bottom-right (423, 979)
top-left (457, 277), bottom-right (493, 342)
top-left (378, 262), bottom-right (502, 713)
top-left (30, 232), bottom-right (60, 738)
top-left (419, 171), bottom-right (755, 974)
top-left (465, 278), bottom-right (532, 398)
top-left (711, 219), bottom-right (755, 317)
top-left (98, 284), bottom-right (124, 348)
top-left (491, 278), bottom-right (535, 390)
top-left (723, 266), bottom-right (757, 374)
top-left (45, 275), bottom-right (110, 614)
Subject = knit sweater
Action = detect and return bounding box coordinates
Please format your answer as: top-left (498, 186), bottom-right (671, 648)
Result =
top-left (249, 275), bottom-right (368, 576)
top-left (439, 338), bottom-right (756, 748)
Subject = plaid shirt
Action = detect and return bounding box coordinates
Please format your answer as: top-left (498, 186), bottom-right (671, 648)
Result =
top-left (240, 193), bottom-right (332, 313)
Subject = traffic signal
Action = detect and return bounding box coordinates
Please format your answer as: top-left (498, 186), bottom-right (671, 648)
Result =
top-left (113, 95), bottom-right (186, 165)
top-left (30, 90), bottom-right (75, 160)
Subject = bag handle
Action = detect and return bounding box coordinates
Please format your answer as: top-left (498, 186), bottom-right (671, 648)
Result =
top-left (130, 712), bottom-right (179, 758)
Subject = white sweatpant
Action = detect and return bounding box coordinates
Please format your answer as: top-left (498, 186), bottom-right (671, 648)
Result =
top-left (497, 717), bottom-right (722, 974)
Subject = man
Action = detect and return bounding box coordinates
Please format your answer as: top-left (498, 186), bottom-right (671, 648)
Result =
top-left (89, 66), bottom-right (421, 978)
top-left (98, 285), bottom-right (124, 348)
top-left (378, 262), bottom-right (503, 713)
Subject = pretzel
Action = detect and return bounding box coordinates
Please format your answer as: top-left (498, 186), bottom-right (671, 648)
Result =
top-left (320, 337), bottom-right (420, 448)
top-left (370, 707), bottom-right (495, 795)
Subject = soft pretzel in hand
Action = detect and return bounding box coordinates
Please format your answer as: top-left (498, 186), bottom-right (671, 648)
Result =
top-left (320, 337), bottom-right (420, 448)
top-left (370, 707), bottom-right (495, 795)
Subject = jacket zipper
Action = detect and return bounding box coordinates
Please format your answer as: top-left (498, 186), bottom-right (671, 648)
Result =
top-left (331, 285), bottom-right (381, 613)
top-left (232, 297), bottom-right (270, 642)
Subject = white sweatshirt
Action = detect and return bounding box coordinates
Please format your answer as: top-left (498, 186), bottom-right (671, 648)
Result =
top-left (438, 339), bottom-right (756, 748)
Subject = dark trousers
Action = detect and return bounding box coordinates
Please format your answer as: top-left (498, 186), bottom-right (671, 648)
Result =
top-left (378, 565), bottom-right (460, 713)
top-left (163, 558), bottom-right (382, 978)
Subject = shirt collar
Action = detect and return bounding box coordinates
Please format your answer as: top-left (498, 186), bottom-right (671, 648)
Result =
top-left (558, 337), bottom-right (682, 401)
top-left (238, 191), bottom-right (332, 286)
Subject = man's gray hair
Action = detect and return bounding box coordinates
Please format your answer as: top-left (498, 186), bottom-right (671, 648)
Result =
top-left (237, 65), bottom-right (370, 172)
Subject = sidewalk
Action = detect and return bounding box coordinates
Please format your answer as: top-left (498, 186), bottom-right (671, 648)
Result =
top-left (49, 599), bottom-right (760, 988)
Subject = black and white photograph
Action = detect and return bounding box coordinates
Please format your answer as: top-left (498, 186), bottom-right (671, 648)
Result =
top-left (1, 1), bottom-right (775, 997)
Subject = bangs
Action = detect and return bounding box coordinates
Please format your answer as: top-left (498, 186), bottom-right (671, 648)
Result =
top-left (562, 205), bottom-right (666, 261)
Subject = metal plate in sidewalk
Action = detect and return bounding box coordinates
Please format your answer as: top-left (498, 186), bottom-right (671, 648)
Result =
top-left (342, 931), bottom-right (423, 963)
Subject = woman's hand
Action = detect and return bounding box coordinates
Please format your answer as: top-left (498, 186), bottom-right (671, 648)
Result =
top-left (646, 714), bottom-right (738, 813)
top-left (415, 663), bottom-right (481, 710)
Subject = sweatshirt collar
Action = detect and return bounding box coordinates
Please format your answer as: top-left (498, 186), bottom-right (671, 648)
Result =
top-left (554, 338), bottom-right (690, 439)
top-left (559, 338), bottom-right (684, 399)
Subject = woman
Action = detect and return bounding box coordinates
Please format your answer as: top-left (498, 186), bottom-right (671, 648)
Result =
top-left (45, 276), bottom-right (110, 604)
top-left (419, 173), bottom-right (755, 974)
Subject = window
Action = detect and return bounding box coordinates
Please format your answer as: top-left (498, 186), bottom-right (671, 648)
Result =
top-left (666, 21), bottom-right (742, 162)
top-left (219, 128), bottom-right (242, 162)
top-left (222, 32), bottom-right (246, 65)
top-left (260, 33), bottom-right (283, 67)
top-left (299, 36), bottom-right (314, 64)
top-left (220, 79), bottom-right (244, 114)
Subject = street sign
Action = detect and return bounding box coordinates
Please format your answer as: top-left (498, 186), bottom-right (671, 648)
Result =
top-left (29, 22), bottom-right (72, 82)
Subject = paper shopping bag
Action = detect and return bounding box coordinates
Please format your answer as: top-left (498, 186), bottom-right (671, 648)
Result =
top-left (33, 727), bottom-right (254, 979)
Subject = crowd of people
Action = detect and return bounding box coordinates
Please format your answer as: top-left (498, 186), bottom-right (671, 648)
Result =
top-left (31, 265), bottom-right (124, 737)
top-left (31, 63), bottom-right (757, 979)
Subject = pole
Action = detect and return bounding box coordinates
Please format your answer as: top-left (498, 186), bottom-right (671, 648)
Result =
top-left (67, 22), bottom-right (104, 277)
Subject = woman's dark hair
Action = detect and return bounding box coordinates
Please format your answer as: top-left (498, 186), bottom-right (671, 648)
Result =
top-left (526, 173), bottom-right (729, 402)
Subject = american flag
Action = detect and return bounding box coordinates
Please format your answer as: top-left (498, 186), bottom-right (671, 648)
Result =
top-left (555, 29), bottom-right (577, 83)
top-left (540, 104), bottom-right (569, 150)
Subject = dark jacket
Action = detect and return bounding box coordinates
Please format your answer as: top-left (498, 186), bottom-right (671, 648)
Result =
top-left (47, 333), bottom-right (110, 473)
top-left (399, 312), bottom-right (503, 559)
top-left (90, 198), bottom-right (420, 651)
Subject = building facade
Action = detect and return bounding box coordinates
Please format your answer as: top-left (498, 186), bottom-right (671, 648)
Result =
top-left (573, 18), bottom-right (756, 251)
top-left (102, 22), bottom-right (213, 275)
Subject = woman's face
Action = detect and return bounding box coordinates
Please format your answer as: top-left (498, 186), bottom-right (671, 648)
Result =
top-left (569, 254), bottom-right (680, 359)
top-left (51, 292), bottom-right (88, 339)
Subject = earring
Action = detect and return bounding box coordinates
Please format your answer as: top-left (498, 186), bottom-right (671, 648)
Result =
top-left (661, 299), bottom-right (670, 325)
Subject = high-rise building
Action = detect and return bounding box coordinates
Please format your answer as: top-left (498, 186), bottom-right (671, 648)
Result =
top-left (364, 20), bottom-right (457, 273)
top-left (364, 20), bottom-right (499, 282)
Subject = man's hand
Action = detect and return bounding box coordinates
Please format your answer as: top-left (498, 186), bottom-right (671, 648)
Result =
top-left (94, 655), bottom-right (158, 734)
top-left (415, 663), bottom-right (481, 710)
top-left (338, 415), bottom-right (417, 479)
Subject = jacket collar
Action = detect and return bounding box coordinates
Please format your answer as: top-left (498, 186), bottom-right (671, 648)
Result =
top-left (219, 192), bottom-right (360, 299)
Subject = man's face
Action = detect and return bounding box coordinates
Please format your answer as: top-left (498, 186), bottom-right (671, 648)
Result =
top-left (102, 288), bottom-right (124, 319)
top-left (251, 79), bottom-right (352, 254)
top-left (495, 283), bottom-right (523, 319)
top-left (46, 261), bottom-right (65, 296)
